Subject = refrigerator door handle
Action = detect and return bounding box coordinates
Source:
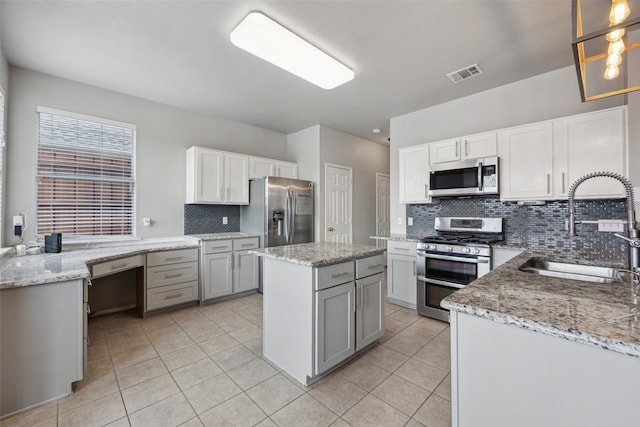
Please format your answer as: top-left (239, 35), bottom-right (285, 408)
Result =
top-left (284, 189), bottom-right (290, 243)
top-left (289, 191), bottom-right (296, 242)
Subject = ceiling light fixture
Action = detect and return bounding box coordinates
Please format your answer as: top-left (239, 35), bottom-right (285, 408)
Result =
top-left (230, 12), bottom-right (354, 90)
top-left (572, 0), bottom-right (640, 101)
top-left (372, 128), bottom-right (382, 135)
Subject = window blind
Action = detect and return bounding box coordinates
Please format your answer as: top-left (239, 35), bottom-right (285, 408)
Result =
top-left (36, 108), bottom-right (136, 239)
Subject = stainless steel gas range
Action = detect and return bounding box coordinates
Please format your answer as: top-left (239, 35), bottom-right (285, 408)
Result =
top-left (416, 217), bottom-right (503, 322)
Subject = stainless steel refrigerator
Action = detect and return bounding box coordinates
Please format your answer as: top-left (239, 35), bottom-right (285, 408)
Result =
top-left (242, 177), bottom-right (314, 289)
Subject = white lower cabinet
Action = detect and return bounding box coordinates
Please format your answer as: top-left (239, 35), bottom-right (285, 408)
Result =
top-left (201, 237), bottom-right (259, 301)
top-left (203, 251), bottom-right (233, 300)
top-left (315, 281), bottom-right (356, 374)
top-left (387, 240), bottom-right (417, 308)
top-left (263, 253), bottom-right (385, 386)
top-left (146, 248), bottom-right (199, 312)
top-left (315, 256), bottom-right (385, 376)
top-left (1, 280), bottom-right (83, 417)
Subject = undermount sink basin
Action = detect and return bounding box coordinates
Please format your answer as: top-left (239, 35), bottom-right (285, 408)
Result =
top-left (518, 257), bottom-right (620, 284)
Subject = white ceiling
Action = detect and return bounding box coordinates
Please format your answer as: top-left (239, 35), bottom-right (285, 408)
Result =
top-left (0, 1), bottom-right (575, 144)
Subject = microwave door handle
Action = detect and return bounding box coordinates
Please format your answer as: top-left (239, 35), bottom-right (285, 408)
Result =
top-left (477, 161), bottom-right (483, 192)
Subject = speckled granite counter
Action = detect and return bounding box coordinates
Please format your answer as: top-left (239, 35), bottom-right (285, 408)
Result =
top-left (441, 250), bottom-right (640, 357)
top-left (252, 242), bottom-right (385, 267)
top-left (369, 234), bottom-right (423, 242)
top-left (0, 238), bottom-right (200, 290)
top-left (188, 232), bottom-right (259, 241)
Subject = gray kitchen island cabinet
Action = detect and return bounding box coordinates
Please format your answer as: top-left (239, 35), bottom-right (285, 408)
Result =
top-left (253, 242), bottom-right (385, 386)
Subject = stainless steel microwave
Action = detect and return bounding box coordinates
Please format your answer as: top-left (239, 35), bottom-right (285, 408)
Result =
top-left (429, 156), bottom-right (499, 197)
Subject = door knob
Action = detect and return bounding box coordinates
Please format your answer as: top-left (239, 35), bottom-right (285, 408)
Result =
top-left (328, 227), bottom-right (334, 232)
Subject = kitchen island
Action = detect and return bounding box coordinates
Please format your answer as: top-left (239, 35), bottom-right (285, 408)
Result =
top-left (252, 242), bottom-right (386, 385)
top-left (441, 251), bottom-right (640, 427)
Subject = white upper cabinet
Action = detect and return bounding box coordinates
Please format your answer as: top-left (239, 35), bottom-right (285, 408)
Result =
top-left (553, 107), bottom-right (626, 199)
top-left (186, 147), bottom-right (249, 204)
top-left (429, 138), bottom-right (461, 164)
top-left (499, 122), bottom-right (554, 201)
top-left (275, 161), bottom-right (298, 179)
top-left (224, 153), bottom-right (250, 204)
top-left (399, 144), bottom-right (432, 204)
top-left (248, 157), bottom-right (298, 179)
top-left (500, 106), bottom-right (627, 201)
top-left (249, 157), bottom-right (275, 179)
top-left (429, 132), bottom-right (497, 165)
top-left (462, 131), bottom-right (497, 159)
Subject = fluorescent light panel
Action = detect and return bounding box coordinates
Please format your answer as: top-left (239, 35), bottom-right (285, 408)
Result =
top-left (230, 12), bottom-right (354, 89)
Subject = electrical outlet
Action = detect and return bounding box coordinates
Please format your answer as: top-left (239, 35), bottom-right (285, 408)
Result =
top-left (143, 217), bottom-right (151, 227)
top-left (598, 219), bottom-right (625, 232)
top-left (223, 216), bottom-right (228, 225)
top-left (408, 217), bottom-right (413, 226)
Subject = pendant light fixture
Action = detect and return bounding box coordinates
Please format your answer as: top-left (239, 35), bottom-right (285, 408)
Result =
top-left (572, 0), bottom-right (640, 101)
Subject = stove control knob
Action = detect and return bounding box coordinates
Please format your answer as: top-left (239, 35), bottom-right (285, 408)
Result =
top-left (446, 246), bottom-right (453, 252)
top-left (462, 247), bottom-right (471, 253)
top-left (429, 244), bottom-right (437, 251)
top-left (473, 248), bottom-right (480, 254)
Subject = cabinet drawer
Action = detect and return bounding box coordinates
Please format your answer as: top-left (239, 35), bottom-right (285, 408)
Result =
top-left (147, 281), bottom-right (198, 311)
top-left (315, 261), bottom-right (355, 291)
top-left (91, 254), bottom-right (145, 278)
top-left (147, 248), bottom-right (198, 267)
top-left (387, 240), bottom-right (417, 255)
top-left (147, 262), bottom-right (199, 289)
top-left (203, 240), bottom-right (233, 254)
top-left (233, 237), bottom-right (259, 251)
top-left (356, 254), bottom-right (385, 279)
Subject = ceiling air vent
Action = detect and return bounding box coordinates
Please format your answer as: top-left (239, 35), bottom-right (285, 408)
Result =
top-left (446, 64), bottom-right (483, 83)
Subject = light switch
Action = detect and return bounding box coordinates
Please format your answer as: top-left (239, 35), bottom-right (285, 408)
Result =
top-left (408, 217), bottom-right (414, 226)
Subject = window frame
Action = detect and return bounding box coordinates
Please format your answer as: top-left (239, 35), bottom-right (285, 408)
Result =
top-left (35, 106), bottom-right (137, 243)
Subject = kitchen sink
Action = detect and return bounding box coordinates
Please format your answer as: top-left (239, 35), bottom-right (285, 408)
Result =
top-left (518, 257), bottom-right (620, 284)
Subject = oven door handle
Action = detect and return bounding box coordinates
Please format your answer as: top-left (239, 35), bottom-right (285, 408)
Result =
top-left (417, 276), bottom-right (466, 289)
top-left (423, 253), bottom-right (490, 264)
top-left (477, 161), bottom-right (483, 191)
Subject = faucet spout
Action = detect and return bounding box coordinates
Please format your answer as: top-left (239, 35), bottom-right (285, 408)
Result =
top-left (567, 171), bottom-right (639, 272)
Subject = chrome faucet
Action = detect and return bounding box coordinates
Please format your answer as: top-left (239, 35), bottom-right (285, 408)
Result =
top-left (567, 171), bottom-right (640, 272)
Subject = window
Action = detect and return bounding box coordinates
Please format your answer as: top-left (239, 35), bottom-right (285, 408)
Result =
top-left (36, 107), bottom-right (136, 240)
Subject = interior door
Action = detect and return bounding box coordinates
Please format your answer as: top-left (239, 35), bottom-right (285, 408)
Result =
top-left (325, 163), bottom-right (352, 243)
top-left (376, 173), bottom-right (390, 249)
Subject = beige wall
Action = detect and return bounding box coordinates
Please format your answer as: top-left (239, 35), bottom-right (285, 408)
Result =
top-left (389, 66), bottom-right (629, 235)
top-left (4, 67), bottom-right (288, 244)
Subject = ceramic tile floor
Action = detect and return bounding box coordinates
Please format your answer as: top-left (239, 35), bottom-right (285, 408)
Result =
top-left (1, 293), bottom-right (451, 427)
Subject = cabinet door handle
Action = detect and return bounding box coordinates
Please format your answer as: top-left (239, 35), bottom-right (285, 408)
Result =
top-left (164, 256), bottom-right (184, 262)
top-left (111, 263), bottom-right (129, 271)
top-left (360, 286), bottom-right (364, 309)
top-left (546, 173), bottom-right (551, 194)
top-left (329, 272), bottom-right (351, 279)
top-left (352, 289), bottom-right (357, 313)
top-left (455, 141), bottom-right (459, 157)
top-left (413, 260), bottom-right (417, 276)
top-left (164, 273), bottom-right (183, 280)
top-left (464, 140), bottom-right (468, 156)
top-left (424, 184), bottom-right (428, 199)
top-left (562, 172), bottom-right (566, 193)
top-left (164, 293), bottom-right (183, 300)
top-left (367, 264), bottom-right (383, 269)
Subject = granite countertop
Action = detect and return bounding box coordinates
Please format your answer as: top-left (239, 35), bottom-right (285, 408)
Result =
top-left (441, 250), bottom-right (640, 358)
top-left (251, 242), bottom-right (386, 267)
top-left (0, 238), bottom-right (200, 290)
top-left (188, 232), bottom-right (260, 241)
top-left (369, 234), bottom-right (423, 242)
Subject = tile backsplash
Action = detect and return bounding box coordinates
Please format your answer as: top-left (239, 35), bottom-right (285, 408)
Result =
top-left (407, 196), bottom-right (629, 267)
top-left (184, 204), bottom-right (241, 235)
